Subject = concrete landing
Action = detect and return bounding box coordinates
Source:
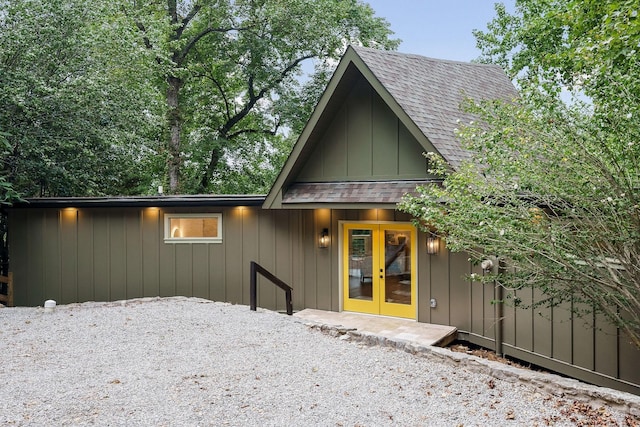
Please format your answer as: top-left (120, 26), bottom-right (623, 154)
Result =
top-left (294, 309), bottom-right (457, 347)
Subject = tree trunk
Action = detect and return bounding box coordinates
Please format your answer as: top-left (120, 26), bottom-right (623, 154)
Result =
top-left (200, 146), bottom-right (222, 193)
top-left (167, 75), bottom-right (182, 193)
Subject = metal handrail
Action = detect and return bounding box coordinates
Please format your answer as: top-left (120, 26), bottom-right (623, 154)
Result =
top-left (249, 261), bottom-right (293, 315)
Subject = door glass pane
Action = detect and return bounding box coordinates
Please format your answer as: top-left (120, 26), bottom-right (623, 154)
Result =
top-left (348, 229), bottom-right (372, 301)
top-left (384, 230), bottom-right (411, 305)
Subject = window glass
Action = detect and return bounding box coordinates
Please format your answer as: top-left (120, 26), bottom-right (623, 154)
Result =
top-left (164, 214), bottom-right (222, 243)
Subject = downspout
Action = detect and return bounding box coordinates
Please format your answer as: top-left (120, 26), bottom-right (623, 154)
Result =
top-left (0, 206), bottom-right (7, 277)
top-left (495, 258), bottom-right (505, 357)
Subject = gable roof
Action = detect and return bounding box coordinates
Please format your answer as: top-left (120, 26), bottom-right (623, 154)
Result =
top-left (352, 46), bottom-right (518, 168)
top-left (263, 45), bottom-right (517, 209)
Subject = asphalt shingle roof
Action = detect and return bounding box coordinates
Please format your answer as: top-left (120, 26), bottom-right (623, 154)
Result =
top-left (282, 181), bottom-right (435, 205)
top-left (352, 46), bottom-right (518, 168)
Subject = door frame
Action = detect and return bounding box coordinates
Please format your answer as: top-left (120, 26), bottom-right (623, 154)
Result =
top-left (339, 221), bottom-right (418, 320)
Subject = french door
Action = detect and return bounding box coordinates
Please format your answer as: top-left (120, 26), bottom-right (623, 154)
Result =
top-left (343, 223), bottom-right (416, 319)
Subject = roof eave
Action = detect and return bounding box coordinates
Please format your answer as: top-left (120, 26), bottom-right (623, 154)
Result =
top-left (280, 202), bottom-right (400, 210)
top-left (9, 195), bottom-right (266, 209)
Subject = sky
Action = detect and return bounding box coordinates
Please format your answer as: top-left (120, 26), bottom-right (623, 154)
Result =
top-left (365, 0), bottom-right (516, 62)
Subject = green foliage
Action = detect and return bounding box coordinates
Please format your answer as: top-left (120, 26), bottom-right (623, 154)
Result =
top-left (0, 132), bottom-right (22, 205)
top-left (128, 0), bottom-right (399, 193)
top-left (402, 0), bottom-right (640, 347)
top-left (0, 0), bottom-right (397, 196)
top-left (0, 0), bottom-right (165, 197)
top-left (475, 0), bottom-right (640, 109)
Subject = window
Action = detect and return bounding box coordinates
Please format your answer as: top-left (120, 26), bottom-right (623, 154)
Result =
top-left (164, 213), bottom-right (222, 243)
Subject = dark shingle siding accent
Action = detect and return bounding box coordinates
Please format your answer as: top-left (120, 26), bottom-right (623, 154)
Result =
top-left (282, 181), bottom-right (437, 204)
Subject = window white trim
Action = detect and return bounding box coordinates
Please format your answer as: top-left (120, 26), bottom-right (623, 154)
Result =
top-left (164, 213), bottom-right (223, 244)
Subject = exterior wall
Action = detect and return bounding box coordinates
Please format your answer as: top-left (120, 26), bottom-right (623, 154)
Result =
top-left (9, 206), bottom-right (301, 312)
top-left (8, 206), bottom-right (414, 313)
top-left (424, 245), bottom-right (640, 395)
top-left (297, 77), bottom-right (431, 182)
top-left (8, 205), bottom-right (640, 395)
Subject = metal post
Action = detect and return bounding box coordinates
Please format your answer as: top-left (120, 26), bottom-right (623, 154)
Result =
top-left (250, 261), bottom-right (257, 311)
top-left (285, 289), bottom-right (293, 315)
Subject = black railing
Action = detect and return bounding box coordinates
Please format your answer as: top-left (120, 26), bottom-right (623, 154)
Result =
top-left (249, 261), bottom-right (293, 315)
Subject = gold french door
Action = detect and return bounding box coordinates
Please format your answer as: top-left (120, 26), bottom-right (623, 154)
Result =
top-left (343, 223), bottom-right (416, 319)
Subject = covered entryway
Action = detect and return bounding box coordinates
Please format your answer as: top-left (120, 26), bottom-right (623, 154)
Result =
top-left (343, 223), bottom-right (416, 319)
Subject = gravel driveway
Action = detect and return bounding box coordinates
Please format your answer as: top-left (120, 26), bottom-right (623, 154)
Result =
top-left (0, 297), bottom-right (637, 426)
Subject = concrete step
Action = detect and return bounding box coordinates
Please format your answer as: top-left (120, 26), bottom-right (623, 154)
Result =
top-left (293, 309), bottom-right (457, 347)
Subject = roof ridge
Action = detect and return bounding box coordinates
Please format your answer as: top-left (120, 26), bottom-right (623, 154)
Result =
top-left (350, 45), bottom-right (502, 69)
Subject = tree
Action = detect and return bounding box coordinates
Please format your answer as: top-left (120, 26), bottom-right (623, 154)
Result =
top-left (127, 0), bottom-right (398, 193)
top-left (0, 132), bottom-right (22, 206)
top-left (474, 0), bottom-right (640, 111)
top-left (399, 0), bottom-right (640, 348)
top-left (0, 0), bottom-right (164, 197)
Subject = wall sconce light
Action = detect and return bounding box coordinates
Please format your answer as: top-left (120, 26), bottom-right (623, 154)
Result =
top-left (319, 228), bottom-right (329, 248)
top-left (426, 233), bottom-right (439, 255)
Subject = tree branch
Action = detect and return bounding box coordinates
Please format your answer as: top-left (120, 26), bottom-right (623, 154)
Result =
top-left (123, 5), bottom-right (162, 65)
top-left (176, 4), bottom-right (202, 39)
top-left (178, 26), bottom-right (249, 64)
top-left (227, 127), bottom-right (277, 140)
top-left (201, 54), bottom-right (314, 191)
top-left (134, 20), bottom-right (154, 50)
top-left (222, 54), bottom-right (315, 135)
top-left (191, 71), bottom-right (233, 121)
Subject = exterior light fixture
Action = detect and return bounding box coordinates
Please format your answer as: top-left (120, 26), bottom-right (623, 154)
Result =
top-left (319, 228), bottom-right (329, 248)
top-left (426, 233), bottom-right (439, 255)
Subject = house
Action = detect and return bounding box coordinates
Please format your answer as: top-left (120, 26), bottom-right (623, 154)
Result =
top-left (7, 46), bottom-right (640, 395)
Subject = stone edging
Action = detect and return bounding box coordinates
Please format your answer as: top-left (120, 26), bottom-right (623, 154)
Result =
top-left (305, 323), bottom-right (640, 417)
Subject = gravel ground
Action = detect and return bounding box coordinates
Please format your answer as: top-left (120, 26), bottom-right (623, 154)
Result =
top-left (0, 297), bottom-right (637, 426)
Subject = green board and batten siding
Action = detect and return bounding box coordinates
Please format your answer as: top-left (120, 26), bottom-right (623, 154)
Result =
top-left (297, 78), bottom-right (429, 183)
top-left (10, 207), bottom-right (289, 311)
top-left (421, 246), bottom-right (640, 393)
